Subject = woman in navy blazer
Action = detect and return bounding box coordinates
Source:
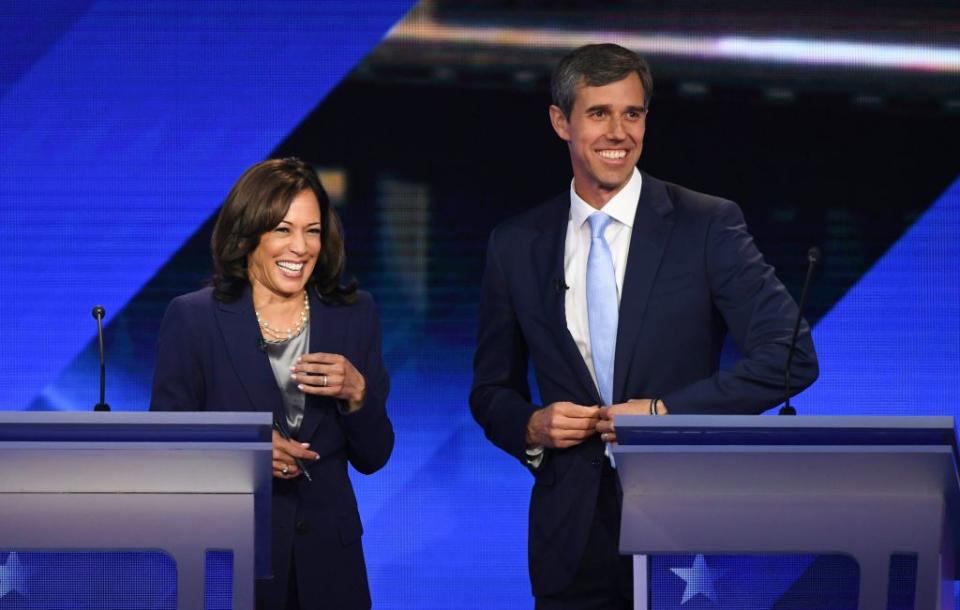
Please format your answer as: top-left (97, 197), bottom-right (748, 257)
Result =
top-left (151, 158), bottom-right (394, 609)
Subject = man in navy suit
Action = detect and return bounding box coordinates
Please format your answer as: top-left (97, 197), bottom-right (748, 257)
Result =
top-left (470, 44), bottom-right (818, 609)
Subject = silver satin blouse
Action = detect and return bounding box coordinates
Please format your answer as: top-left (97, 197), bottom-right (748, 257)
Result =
top-left (263, 325), bottom-right (310, 437)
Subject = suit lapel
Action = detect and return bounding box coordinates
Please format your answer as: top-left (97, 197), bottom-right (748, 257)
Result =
top-left (215, 288), bottom-right (284, 419)
top-left (613, 174), bottom-right (675, 402)
top-left (297, 290), bottom-right (339, 442)
top-left (531, 194), bottom-right (602, 404)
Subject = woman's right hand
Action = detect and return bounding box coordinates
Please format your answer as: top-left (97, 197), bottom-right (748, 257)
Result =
top-left (272, 429), bottom-right (320, 479)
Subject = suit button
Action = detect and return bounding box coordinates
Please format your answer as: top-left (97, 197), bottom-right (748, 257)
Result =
top-left (295, 520), bottom-right (309, 534)
top-left (591, 458), bottom-right (601, 468)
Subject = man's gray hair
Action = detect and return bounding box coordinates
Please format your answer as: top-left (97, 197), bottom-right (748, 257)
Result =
top-left (550, 43), bottom-right (653, 117)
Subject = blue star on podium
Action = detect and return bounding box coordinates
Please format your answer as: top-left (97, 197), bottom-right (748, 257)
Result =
top-left (670, 554), bottom-right (722, 605)
top-left (0, 552), bottom-right (28, 598)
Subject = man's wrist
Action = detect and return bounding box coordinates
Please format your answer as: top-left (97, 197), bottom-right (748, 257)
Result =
top-left (648, 397), bottom-right (669, 415)
top-left (525, 407), bottom-right (543, 445)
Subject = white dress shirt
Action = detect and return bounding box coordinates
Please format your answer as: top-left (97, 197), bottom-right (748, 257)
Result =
top-left (564, 168), bottom-right (642, 392)
top-left (526, 169), bottom-right (642, 466)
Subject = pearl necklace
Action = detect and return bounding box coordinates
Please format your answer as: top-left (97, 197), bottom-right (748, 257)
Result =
top-left (256, 291), bottom-right (310, 343)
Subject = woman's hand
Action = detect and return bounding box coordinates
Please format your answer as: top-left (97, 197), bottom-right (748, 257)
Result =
top-left (291, 352), bottom-right (367, 411)
top-left (272, 429), bottom-right (319, 480)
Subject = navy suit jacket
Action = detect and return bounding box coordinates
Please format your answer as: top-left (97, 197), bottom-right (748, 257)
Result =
top-left (151, 285), bottom-right (393, 610)
top-left (470, 172), bottom-right (818, 596)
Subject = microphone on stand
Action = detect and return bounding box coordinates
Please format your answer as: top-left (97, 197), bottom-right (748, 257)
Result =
top-left (92, 306), bottom-right (110, 412)
top-left (779, 246), bottom-right (821, 416)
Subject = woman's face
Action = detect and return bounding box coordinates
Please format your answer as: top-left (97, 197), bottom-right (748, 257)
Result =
top-left (247, 189), bottom-right (322, 300)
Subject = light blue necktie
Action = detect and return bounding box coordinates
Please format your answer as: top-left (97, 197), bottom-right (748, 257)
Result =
top-left (587, 212), bottom-right (618, 406)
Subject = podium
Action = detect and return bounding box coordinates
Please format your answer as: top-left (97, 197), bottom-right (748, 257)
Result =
top-left (0, 411), bottom-right (272, 609)
top-left (613, 415), bottom-right (960, 610)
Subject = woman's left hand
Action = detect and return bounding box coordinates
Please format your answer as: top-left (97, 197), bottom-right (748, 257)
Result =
top-left (291, 352), bottom-right (366, 411)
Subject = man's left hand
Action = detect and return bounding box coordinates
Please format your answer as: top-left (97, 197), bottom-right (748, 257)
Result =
top-left (596, 398), bottom-right (667, 444)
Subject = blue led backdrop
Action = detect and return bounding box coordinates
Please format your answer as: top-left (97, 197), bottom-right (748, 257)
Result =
top-left (0, 0), bottom-right (415, 410)
top-left (2, 0), bottom-right (959, 608)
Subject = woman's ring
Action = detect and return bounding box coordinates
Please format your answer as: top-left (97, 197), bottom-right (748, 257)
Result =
top-left (321, 375), bottom-right (328, 387)
top-left (281, 465), bottom-right (289, 475)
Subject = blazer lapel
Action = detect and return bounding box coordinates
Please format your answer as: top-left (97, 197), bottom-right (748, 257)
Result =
top-left (215, 289), bottom-right (284, 419)
top-left (531, 194), bottom-right (602, 405)
top-left (613, 174), bottom-right (675, 402)
top-left (297, 290), bottom-right (340, 442)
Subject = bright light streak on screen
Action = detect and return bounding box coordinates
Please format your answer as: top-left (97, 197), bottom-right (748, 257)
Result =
top-left (719, 37), bottom-right (960, 72)
top-left (389, 19), bottom-right (960, 74)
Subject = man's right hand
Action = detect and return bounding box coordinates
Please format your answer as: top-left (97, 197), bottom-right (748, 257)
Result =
top-left (525, 402), bottom-right (600, 449)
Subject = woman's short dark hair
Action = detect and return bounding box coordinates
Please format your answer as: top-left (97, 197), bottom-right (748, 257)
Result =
top-left (210, 157), bottom-right (357, 304)
top-left (551, 43), bottom-right (653, 118)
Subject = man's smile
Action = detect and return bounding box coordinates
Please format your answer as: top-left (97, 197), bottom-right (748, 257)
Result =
top-left (597, 149), bottom-right (628, 161)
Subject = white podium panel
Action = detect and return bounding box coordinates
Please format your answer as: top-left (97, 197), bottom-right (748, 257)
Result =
top-left (0, 411), bottom-right (272, 610)
top-left (613, 415), bottom-right (960, 610)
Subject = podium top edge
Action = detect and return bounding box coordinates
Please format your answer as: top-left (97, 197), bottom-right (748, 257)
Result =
top-left (0, 412), bottom-right (273, 442)
top-left (615, 415), bottom-right (958, 451)
top-left (0, 412), bottom-right (271, 425)
top-left (616, 415), bottom-right (955, 430)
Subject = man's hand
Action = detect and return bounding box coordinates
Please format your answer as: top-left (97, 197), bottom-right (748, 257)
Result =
top-left (526, 402), bottom-right (600, 449)
top-left (596, 398), bottom-right (667, 444)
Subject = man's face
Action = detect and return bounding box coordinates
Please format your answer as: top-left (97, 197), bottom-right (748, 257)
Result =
top-left (549, 72), bottom-right (647, 208)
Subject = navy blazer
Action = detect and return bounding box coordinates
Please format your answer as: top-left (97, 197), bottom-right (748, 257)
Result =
top-left (151, 285), bottom-right (393, 610)
top-left (470, 172), bottom-right (818, 596)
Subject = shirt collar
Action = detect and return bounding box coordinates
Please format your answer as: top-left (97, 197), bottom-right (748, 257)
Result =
top-left (569, 167), bottom-right (642, 229)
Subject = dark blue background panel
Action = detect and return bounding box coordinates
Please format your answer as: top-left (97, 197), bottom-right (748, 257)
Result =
top-left (0, 0), bottom-right (94, 96)
top-left (798, 178), bottom-right (960, 416)
top-left (0, 0), bottom-right (415, 410)
top-left (650, 554), bottom-right (859, 610)
top-left (0, 550), bottom-right (176, 609)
